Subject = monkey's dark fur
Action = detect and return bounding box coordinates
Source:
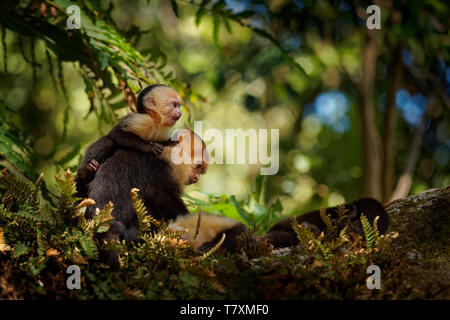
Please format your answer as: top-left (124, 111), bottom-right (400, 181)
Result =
top-left (85, 148), bottom-right (188, 242)
top-left (75, 84), bottom-right (169, 199)
top-left (75, 129), bottom-right (166, 199)
top-left (260, 198), bottom-right (389, 248)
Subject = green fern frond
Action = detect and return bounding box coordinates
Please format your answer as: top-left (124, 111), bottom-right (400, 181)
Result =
top-left (130, 188), bottom-right (160, 236)
top-left (28, 173), bottom-right (44, 210)
top-left (79, 237), bottom-right (98, 260)
top-left (335, 204), bottom-right (349, 224)
top-left (94, 201), bottom-right (114, 234)
top-left (319, 207), bottom-right (332, 230)
top-left (101, 238), bottom-right (126, 253)
top-left (360, 214), bottom-right (375, 248)
top-left (316, 240), bottom-right (332, 260)
top-left (35, 230), bottom-right (46, 257)
top-left (339, 225), bottom-right (350, 242)
top-left (55, 169), bottom-right (77, 199)
top-left (40, 202), bottom-right (61, 227)
top-left (12, 241), bottom-right (30, 258)
top-left (0, 169), bottom-right (32, 208)
top-left (15, 210), bottom-right (45, 223)
top-left (328, 227), bottom-right (350, 250)
top-left (292, 219), bottom-right (316, 246)
top-left (327, 237), bottom-right (346, 251)
top-left (55, 169), bottom-right (79, 220)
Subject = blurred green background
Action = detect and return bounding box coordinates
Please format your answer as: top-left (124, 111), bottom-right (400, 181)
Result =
top-left (0, 0), bottom-right (448, 223)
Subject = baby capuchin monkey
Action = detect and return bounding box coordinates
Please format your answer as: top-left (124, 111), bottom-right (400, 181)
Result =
top-left (85, 128), bottom-right (209, 264)
top-left (75, 84), bottom-right (183, 198)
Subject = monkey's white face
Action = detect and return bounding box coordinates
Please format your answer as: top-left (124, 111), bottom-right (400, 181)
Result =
top-left (165, 129), bottom-right (209, 187)
top-left (144, 86), bottom-right (182, 126)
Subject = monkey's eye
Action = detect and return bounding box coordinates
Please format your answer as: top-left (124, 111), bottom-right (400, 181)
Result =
top-left (173, 103), bottom-right (179, 108)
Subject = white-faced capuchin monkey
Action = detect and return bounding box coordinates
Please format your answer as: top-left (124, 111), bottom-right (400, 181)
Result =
top-left (85, 128), bottom-right (209, 264)
top-left (75, 84), bottom-right (183, 199)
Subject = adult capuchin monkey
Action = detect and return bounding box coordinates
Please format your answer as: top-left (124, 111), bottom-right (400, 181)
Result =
top-left (85, 128), bottom-right (209, 264)
top-left (75, 84), bottom-right (183, 199)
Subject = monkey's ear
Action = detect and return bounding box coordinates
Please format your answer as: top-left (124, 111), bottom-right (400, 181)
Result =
top-left (143, 94), bottom-right (157, 111)
top-left (172, 129), bottom-right (191, 143)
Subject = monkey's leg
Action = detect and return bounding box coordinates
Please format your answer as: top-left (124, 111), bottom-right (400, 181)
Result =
top-left (96, 221), bottom-right (127, 267)
top-left (75, 136), bottom-right (115, 198)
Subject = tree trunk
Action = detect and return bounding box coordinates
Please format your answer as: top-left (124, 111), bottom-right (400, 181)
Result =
top-left (358, 29), bottom-right (383, 200)
top-left (382, 43), bottom-right (403, 202)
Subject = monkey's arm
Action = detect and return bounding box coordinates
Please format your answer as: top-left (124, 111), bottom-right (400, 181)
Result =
top-left (144, 183), bottom-right (189, 222)
top-left (75, 135), bottom-right (116, 198)
top-left (109, 124), bottom-right (164, 155)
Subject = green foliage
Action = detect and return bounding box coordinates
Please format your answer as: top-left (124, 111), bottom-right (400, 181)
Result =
top-left (291, 204), bottom-right (396, 272)
top-left (192, 0), bottom-right (308, 75)
top-left (0, 0), bottom-right (447, 299)
top-left (185, 175), bottom-right (283, 234)
top-left (130, 187), bottom-right (161, 236)
top-left (0, 101), bottom-right (38, 181)
top-left (0, 169), bottom-right (444, 299)
top-left (360, 214), bottom-right (375, 248)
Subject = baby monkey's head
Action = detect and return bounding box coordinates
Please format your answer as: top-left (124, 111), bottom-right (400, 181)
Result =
top-left (137, 84), bottom-right (182, 127)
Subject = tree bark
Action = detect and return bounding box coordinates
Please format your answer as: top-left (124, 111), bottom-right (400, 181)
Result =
top-left (382, 43), bottom-right (403, 202)
top-left (358, 29), bottom-right (383, 201)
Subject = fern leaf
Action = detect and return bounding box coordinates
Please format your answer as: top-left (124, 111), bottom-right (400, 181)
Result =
top-left (316, 240), bottom-right (332, 260)
top-left (292, 220), bottom-right (316, 250)
top-left (95, 202), bottom-right (114, 234)
top-left (29, 173), bottom-right (44, 210)
top-left (79, 237), bottom-right (98, 260)
top-left (360, 214), bottom-right (375, 248)
top-left (319, 207), bottom-right (332, 230)
top-left (0, 169), bottom-right (32, 207)
top-left (13, 241), bottom-right (30, 258)
top-left (36, 230), bottom-right (46, 257)
top-left (130, 188), bottom-right (160, 236)
top-left (335, 204), bottom-right (349, 224)
top-left (55, 169), bottom-right (79, 220)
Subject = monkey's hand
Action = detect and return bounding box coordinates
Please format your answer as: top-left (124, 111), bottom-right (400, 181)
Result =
top-left (79, 159), bottom-right (100, 180)
top-left (145, 142), bottom-right (164, 156)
